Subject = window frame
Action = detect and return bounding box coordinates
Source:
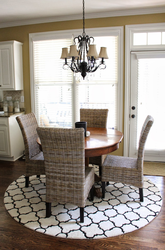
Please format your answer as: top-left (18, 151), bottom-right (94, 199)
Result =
top-left (29, 26), bottom-right (123, 131)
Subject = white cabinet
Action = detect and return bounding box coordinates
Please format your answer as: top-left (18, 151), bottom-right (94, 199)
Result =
top-left (0, 120), bottom-right (10, 156)
top-left (0, 41), bottom-right (23, 90)
top-left (0, 114), bottom-right (24, 161)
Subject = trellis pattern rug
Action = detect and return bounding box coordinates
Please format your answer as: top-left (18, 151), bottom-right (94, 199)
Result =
top-left (4, 175), bottom-right (162, 239)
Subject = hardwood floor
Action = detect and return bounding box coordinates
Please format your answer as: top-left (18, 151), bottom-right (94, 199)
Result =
top-left (0, 160), bottom-right (165, 250)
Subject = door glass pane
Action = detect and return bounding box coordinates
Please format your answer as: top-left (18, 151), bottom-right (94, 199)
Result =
top-left (148, 32), bottom-right (161, 45)
top-left (133, 33), bottom-right (147, 45)
top-left (137, 57), bottom-right (165, 150)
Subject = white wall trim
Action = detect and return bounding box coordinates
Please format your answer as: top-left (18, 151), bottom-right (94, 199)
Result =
top-left (117, 27), bottom-right (124, 132)
top-left (29, 34), bottom-right (35, 113)
top-left (124, 25), bottom-right (131, 157)
top-left (1, 6), bottom-right (165, 28)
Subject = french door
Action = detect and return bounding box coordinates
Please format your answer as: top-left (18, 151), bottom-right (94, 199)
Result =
top-left (129, 51), bottom-right (165, 161)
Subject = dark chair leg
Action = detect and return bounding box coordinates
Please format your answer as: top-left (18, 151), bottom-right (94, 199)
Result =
top-left (46, 202), bottom-right (51, 217)
top-left (89, 185), bottom-right (94, 201)
top-left (80, 207), bottom-right (84, 223)
top-left (106, 181), bottom-right (109, 186)
top-left (139, 188), bottom-right (143, 202)
top-left (102, 181), bottom-right (105, 198)
top-left (25, 176), bottom-right (29, 187)
top-left (99, 165), bottom-right (102, 176)
top-left (37, 175), bottom-right (40, 178)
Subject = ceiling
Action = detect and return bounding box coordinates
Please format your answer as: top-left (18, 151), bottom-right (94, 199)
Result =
top-left (1, 0), bottom-right (165, 28)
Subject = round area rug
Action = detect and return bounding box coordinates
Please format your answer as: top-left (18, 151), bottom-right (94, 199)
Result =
top-left (4, 175), bottom-right (162, 239)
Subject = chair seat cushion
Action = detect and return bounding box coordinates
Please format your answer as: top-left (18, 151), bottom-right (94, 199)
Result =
top-left (85, 166), bottom-right (94, 178)
top-left (84, 166), bottom-right (94, 200)
top-left (31, 151), bottom-right (44, 161)
top-left (102, 155), bottom-right (142, 187)
top-left (103, 155), bottom-right (137, 169)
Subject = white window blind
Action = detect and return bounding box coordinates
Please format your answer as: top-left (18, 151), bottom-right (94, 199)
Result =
top-left (75, 36), bottom-right (118, 129)
top-left (31, 29), bottom-right (121, 129)
top-left (33, 39), bottom-right (73, 127)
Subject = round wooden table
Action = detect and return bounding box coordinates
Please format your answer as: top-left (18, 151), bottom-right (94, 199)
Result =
top-left (37, 127), bottom-right (123, 159)
top-left (37, 127), bottom-right (123, 198)
top-left (84, 127), bottom-right (123, 166)
top-left (85, 127), bottom-right (123, 156)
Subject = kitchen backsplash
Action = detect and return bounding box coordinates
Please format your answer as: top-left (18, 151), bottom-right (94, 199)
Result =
top-left (0, 90), bottom-right (25, 111)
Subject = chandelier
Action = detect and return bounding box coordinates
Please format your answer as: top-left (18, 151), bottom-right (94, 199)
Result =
top-left (60, 0), bottom-right (108, 79)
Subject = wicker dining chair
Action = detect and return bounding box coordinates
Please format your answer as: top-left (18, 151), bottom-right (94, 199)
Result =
top-left (37, 127), bottom-right (95, 223)
top-left (80, 108), bottom-right (109, 175)
top-left (16, 113), bottom-right (45, 187)
top-left (101, 115), bottom-right (154, 201)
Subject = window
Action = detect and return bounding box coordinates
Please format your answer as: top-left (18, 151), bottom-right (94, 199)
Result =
top-left (29, 27), bottom-right (123, 130)
top-left (133, 31), bottom-right (164, 46)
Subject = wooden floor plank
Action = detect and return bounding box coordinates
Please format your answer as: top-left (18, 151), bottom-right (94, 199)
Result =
top-left (0, 160), bottom-right (165, 250)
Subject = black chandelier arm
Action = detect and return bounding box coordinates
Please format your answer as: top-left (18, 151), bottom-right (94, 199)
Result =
top-left (62, 59), bottom-right (69, 70)
top-left (86, 58), bottom-right (107, 73)
top-left (62, 57), bottom-right (107, 76)
top-left (74, 35), bottom-right (94, 45)
top-left (100, 64), bottom-right (107, 70)
top-left (62, 60), bottom-right (80, 73)
top-left (70, 67), bottom-right (79, 73)
top-left (87, 65), bottom-right (99, 73)
top-left (86, 57), bottom-right (96, 69)
top-left (70, 61), bottom-right (80, 73)
top-left (99, 58), bottom-right (107, 70)
top-left (93, 63), bottom-right (106, 72)
top-left (74, 35), bottom-right (82, 44)
top-left (89, 36), bottom-right (94, 44)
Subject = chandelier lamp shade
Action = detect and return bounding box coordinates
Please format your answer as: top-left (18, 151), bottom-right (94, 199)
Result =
top-left (60, 0), bottom-right (108, 79)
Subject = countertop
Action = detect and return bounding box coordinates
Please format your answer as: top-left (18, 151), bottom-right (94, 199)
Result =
top-left (0, 111), bottom-right (24, 118)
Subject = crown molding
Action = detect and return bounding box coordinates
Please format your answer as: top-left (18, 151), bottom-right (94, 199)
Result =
top-left (0, 6), bottom-right (165, 28)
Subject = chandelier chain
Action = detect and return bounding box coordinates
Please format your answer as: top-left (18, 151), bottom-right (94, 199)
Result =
top-left (83, 0), bottom-right (85, 35)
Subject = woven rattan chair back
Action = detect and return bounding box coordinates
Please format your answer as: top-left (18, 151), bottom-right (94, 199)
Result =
top-left (80, 108), bottom-right (109, 175)
top-left (37, 127), bottom-right (94, 222)
top-left (138, 115), bottom-right (154, 160)
top-left (16, 113), bottom-right (41, 159)
top-left (80, 109), bottom-right (108, 128)
top-left (16, 113), bottom-right (44, 187)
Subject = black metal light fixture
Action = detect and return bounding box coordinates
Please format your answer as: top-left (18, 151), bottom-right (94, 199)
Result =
top-left (60, 0), bottom-right (108, 79)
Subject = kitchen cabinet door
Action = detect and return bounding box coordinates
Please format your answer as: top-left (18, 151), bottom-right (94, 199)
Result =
top-left (0, 41), bottom-right (23, 90)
